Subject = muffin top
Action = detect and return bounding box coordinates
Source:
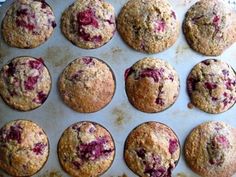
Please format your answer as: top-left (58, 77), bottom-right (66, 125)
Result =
top-left (125, 57), bottom-right (180, 113)
top-left (124, 122), bottom-right (180, 177)
top-left (185, 121), bottom-right (236, 177)
top-left (0, 119), bottom-right (49, 177)
top-left (183, 0), bottom-right (236, 56)
top-left (117, 0), bottom-right (179, 53)
top-left (61, 0), bottom-right (116, 49)
top-left (58, 57), bottom-right (115, 113)
top-left (0, 56), bottom-right (51, 111)
top-left (58, 121), bottom-right (115, 177)
top-left (1, 0), bottom-right (56, 48)
top-left (187, 59), bottom-right (236, 114)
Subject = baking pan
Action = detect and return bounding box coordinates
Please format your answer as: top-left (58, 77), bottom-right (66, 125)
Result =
top-left (0, 0), bottom-right (236, 176)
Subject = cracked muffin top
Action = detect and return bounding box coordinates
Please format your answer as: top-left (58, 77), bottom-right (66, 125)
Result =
top-left (61, 0), bottom-right (116, 49)
top-left (0, 119), bottom-right (49, 177)
top-left (183, 0), bottom-right (236, 56)
top-left (124, 121), bottom-right (180, 177)
top-left (58, 121), bottom-right (115, 177)
top-left (125, 57), bottom-right (180, 113)
top-left (58, 57), bottom-right (115, 113)
top-left (0, 56), bottom-right (51, 111)
top-left (184, 121), bottom-right (236, 177)
top-left (117, 0), bottom-right (179, 53)
top-left (1, 0), bottom-right (56, 48)
top-left (187, 59), bottom-right (236, 114)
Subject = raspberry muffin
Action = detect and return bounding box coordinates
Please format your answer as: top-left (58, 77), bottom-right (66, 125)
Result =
top-left (183, 0), bottom-right (236, 56)
top-left (0, 56), bottom-right (51, 111)
top-left (61, 0), bottom-right (116, 49)
top-left (125, 57), bottom-right (180, 113)
top-left (1, 0), bottom-right (56, 49)
top-left (117, 0), bottom-right (179, 53)
top-left (187, 59), bottom-right (236, 114)
top-left (58, 121), bottom-right (115, 177)
top-left (124, 122), bottom-right (180, 177)
top-left (0, 119), bottom-right (49, 177)
top-left (58, 57), bottom-right (115, 113)
top-left (184, 121), bottom-right (236, 177)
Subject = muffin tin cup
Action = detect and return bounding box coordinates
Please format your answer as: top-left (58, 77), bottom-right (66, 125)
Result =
top-left (186, 58), bottom-right (236, 114)
top-left (123, 121), bottom-right (181, 177)
top-left (0, 119), bottom-right (50, 177)
top-left (0, 56), bottom-right (52, 112)
top-left (57, 56), bottom-right (116, 113)
top-left (57, 121), bottom-right (116, 177)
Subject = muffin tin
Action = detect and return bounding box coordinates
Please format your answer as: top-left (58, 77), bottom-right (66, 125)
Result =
top-left (0, 0), bottom-right (236, 176)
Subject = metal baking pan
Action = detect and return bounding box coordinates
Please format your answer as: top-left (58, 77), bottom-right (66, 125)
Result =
top-left (0, 0), bottom-right (236, 176)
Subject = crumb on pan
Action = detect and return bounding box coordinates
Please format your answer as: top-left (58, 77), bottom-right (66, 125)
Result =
top-left (39, 170), bottom-right (63, 177)
top-left (112, 104), bottom-right (132, 128)
top-left (187, 102), bottom-right (194, 109)
top-left (176, 172), bottom-right (188, 177)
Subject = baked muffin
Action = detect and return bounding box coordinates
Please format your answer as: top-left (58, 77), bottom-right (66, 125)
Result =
top-left (58, 121), bottom-right (115, 177)
top-left (124, 121), bottom-right (180, 177)
top-left (117, 0), bottom-right (179, 53)
top-left (187, 59), bottom-right (236, 114)
top-left (61, 0), bottom-right (116, 49)
top-left (184, 121), bottom-right (236, 177)
top-left (125, 57), bottom-right (180, 113)
top-left (0, 56), bottom-right (51, 111)
top-left (1, 0), bottom-right (56, 49)
top-left (183, 0), bottom-right (236, 56)
top-left (58, 57), bottom-right (115, 113)
top-left (0, 119), bottom-right (49, 177)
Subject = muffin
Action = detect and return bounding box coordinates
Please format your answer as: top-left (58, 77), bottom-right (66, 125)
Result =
top-left (58, 121), bottom-right (115, 177)
top-left (125, 57), bottom-right (180, 113)
top-left (0, 119), bottom-right (49, 177)
top-left (1, 0), bottom-right (56, 49)
top-left (187, 59), bottom-right (236, 114)
top-left (0, 56), bottom-right (51, 111)
top-left (61, 0), bottom-right (116, 49)
top-left (183, 0), bottom-right (236, 56)
top-left (124, 122), bottom-right (180, 177)
top-left (117, 0), bottom-right (179, 53)
top-left (58, 57), bottom-right (115, 113)
top-left (184, 121), bottom-right (236, 177)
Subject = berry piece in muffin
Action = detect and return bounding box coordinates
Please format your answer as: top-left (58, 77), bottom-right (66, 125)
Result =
top-left (125, 57), bottom-right (180, 113)
top-left (58, 57), bottom-right (115, 113)
top-left (187, 59), bottom-right (236, 114)
top-left (0, 56), bottom-right (51, 111)
top-left (117, 0), bottom-right (179, 53)
top-left (124, 122), bottom-right (180, 177)
top-left (1, 0), bottom-right (56, 48)
top-left (61, 0), bottom-right (116, 49)
top-left (58, 121), bottom-right (115, 177)
top-left (184, 121), bottom-right (236, 177)
top-left (0, 119), bottom-right (49, 176)
top-left (183, 0), bottom-right (236, 56)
